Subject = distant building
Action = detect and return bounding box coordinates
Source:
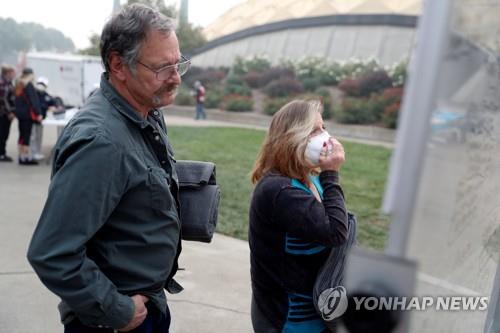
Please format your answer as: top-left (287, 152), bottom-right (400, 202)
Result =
top-left (192, 0), bottom-right (422, 67)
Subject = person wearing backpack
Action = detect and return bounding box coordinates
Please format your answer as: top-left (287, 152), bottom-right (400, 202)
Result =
top-left (14, 67), bottom-right (42, 165)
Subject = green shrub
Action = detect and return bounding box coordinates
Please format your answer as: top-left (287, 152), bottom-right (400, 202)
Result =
top-left (340, 59), bottom-right (382, 79)
top-left (223, 95), bottom-right (254, 112)
top-left (195, 70), bottom-right (227, 87)
top-left (263, 97), bottom-right (293, 116)
top-left (205, 86), bottom-right (223, 109)
top-left (232, 57), bottom-right (247, 76)
top-left (292, 93), bottom-right (331, 120)
top-left (379, 87), bottom-right (403, 128)
top-left (174, 86), bottom-right (195, 106)
top-left (264, 77), bottom-right (304, 97)
top-left (365, 95), bottom-right (388, 121)
top-left (222, 73), bottom-right (253, 97)
top-left (314, 88), bottom-right (333, 119)
top-left (388, 59), bottom-right (408, 87)
top-left (338, 78), bottom-right (361, 97)
top-left (182, 66), bottom-right (227, 88)
top-left (358, 70), bottom-right (393, 96)
top-left (224, 83), bottom-right (252, 97)
top-left (243, 71), bottom-right (263, 89)
top-left (263, 91), bottom-right (332, 119)
top-left (382, 102), bottom-right (400, 128)
top-left (334, 86), bottom-right (403, 125)
top-left (263, 67), bottom-right (295, 81)
top-left (335, 97), bottom-right (377, 124)
top-left (301, 77), bottom-right (321, 92)
top-left (369, 87), bottom-right (404, 120)
top-left (319, 62), bottom-right (343, 86)
top-left (225, 74), bottom-right (245, 86)
top-left (244, 67), bottom-right (296, 89)
top-left (232, 55), bottom-right (271, 75)
top-left (315, 87), bottom-right (331, 98)
top-left (295, 57), bottom-right (326, 80)
top-left (380, 87), bottom-right (404, 103)
top-left (245, 56), bottom-right (271, 73)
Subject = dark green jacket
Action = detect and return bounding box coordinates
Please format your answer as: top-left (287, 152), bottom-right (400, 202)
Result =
top-left (27, 74), bottom-right (182, 329)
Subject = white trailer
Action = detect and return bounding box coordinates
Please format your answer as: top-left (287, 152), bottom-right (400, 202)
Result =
top-left (26, 52), bottom-right (103, 107)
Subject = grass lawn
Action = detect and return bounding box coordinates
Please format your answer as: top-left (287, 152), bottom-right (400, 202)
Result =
top-left (168, 126), bottom-right (392, 250)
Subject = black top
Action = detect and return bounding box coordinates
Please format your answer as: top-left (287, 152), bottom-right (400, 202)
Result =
top-left (249, 171), bottom-right (348, 332)
top-left (14, 81), bottom-right (41, 120)
top-left (37, 89), bottom-right (56, 118)
top-left (0, 75), bottom-right (15, 117)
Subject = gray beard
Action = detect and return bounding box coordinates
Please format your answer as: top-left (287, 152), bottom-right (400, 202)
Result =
top-left (152, 95), bottom-right (162, 106)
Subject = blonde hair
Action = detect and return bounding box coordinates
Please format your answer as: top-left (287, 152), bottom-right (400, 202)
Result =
top-left (251, 99), bottom-right (322, 185)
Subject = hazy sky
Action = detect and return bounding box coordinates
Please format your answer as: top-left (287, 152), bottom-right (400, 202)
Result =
top-left (0, 0), bottom-right (245, 49)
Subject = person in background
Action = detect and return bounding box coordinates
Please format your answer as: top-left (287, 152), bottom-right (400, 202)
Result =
top-left (0, 64), bottom-right (16, 162)
top-left (14, 67), bottom-right (42, 165)
top-left (249, 100), bottom-right (348, 332)
top-left (27, 3), bottom-right (190, 332)
top-left (30, 77), bottom-right (56, 161)
top-left (193, 80), bottom-right (206, 120)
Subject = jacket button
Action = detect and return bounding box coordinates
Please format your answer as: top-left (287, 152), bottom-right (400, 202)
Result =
top-left (155, 135), bottom-right (160, 141)
top-left (161, 160), bottom-right (166, 164)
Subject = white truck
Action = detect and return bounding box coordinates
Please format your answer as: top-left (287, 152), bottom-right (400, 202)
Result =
top-left (26, 52), bottom-right (103, 107)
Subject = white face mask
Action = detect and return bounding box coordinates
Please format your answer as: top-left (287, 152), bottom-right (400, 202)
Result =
top-left (305, 130), bottom-right (331, 165)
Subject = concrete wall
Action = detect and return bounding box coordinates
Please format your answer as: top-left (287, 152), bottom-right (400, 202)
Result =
top-left (192, 25), bottom-right (415, 67)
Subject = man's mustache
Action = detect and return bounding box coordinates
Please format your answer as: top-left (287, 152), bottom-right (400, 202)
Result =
top-left (155, 84), bottom-right (178, 95)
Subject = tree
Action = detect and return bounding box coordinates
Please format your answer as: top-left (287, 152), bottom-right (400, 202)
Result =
top-left (78, 1), bottom-right (206, 58)
top-left (0, 17), bottom-right (75, 63)
top-left (79, 33), bottom-right (101, 56)
top-left (176, 21), bottom-right (206, 55)
top-left (126, 0), bottom-right (206, 54)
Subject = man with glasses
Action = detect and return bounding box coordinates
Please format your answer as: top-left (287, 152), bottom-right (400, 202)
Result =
top-left (28, 4), bottom-right (189, 332)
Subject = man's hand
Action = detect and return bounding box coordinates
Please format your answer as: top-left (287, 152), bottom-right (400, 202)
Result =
top-left (7, 112), bottom-right (15, 121)
top-left (119, 294), bottom-right (149, 332)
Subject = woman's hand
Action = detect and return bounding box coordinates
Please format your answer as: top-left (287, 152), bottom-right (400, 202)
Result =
top-left (318, 137), bottom-right (345, 172)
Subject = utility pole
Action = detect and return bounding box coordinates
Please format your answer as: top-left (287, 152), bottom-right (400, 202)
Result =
top-left (179, 0), bottom-right (188, 25)
top-left (112, 0), bottom-right (121, 15)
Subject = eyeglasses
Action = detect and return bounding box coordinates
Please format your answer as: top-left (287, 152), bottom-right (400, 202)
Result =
top-left (136, 55), bottom-right (191, 80)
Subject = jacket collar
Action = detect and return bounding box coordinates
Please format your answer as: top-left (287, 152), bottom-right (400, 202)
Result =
top-left (100, 73), bottom-right (153, 130)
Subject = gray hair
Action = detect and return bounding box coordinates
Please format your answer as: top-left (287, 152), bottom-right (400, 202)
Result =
top-left (1, 64), bottom-right (15, 76)
top-left (100, 3), bottom-right (175, 74)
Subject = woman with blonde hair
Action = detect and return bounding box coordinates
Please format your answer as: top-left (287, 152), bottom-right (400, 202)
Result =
top-left (249, 100), bottom-right (348, 332)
